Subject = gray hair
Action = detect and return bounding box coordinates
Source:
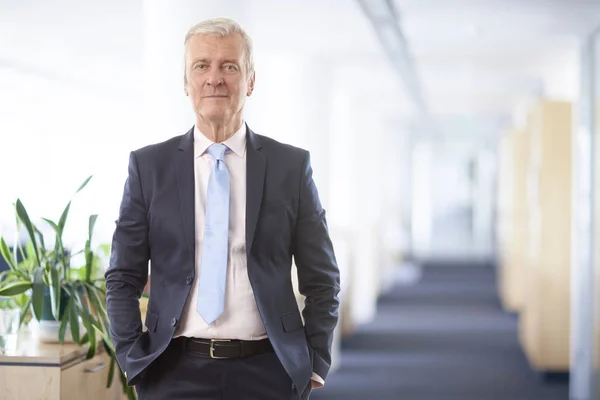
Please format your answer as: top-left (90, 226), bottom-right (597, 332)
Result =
top-left (184, 17), bottom-right (255, 82)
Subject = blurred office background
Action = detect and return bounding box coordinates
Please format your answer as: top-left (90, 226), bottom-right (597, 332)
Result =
top-left (1, 0), bottom-right (600, 399)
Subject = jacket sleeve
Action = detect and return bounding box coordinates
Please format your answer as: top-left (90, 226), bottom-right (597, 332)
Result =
top-left (105, 151), bottom-right (150, 375)
top-left (292, 151), bottom-right (341, 381)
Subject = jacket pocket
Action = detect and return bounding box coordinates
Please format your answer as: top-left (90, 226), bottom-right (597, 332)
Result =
top-left (281, 311), bottom-right (304, 333)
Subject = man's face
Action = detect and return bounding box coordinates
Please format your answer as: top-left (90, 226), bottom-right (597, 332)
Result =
top-left (184, 33), bottom-right (254, 124)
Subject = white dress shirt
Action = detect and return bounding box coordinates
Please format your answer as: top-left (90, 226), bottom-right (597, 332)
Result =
top-left (173, 122), bottom-right (324, 386)
top-left (175, 122), bottom-right (267, 340)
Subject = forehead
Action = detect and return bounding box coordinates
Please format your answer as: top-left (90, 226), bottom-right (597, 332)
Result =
top-left (185, 33), bottom-right (245, 62)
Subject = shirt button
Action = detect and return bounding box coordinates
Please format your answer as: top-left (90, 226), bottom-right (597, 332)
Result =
top-left (186, 276), bottom-right (193, 285)
top-left (171, 318), bottom-right (177, 327)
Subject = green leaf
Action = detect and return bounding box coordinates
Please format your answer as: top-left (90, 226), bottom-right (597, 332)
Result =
top-left (92, 287), bottom-right (109, 329)
top-left (58, 302), bottom-right (70, 344)
top-left (31, 267), bottom-right (44, 321)
top-left (23, 241), bottom-right (37, 273)
top-left (93, 326), bottom-right (115, 353)
top-left (85, 215), bottom-right (98, 283)
top-left (84, 321), bottom-right (96, 359)
top-left (85, 283), bottom-right (107, 316)
top-left (33, 226), bottom-right (46, 254)
top-left (15, 200), bottom-right (41, 268)
top-left (84, 240), bottom-right (92, 282)
top-left (16, 241), bottom-right (26, 267)
top-left (0, 270), bottom-right (19, 283)
top-left (44, 223), bottom-right (69, 281)
top-left (78, 288), bottom-right (97, 359)
top-left (76, 175), bottom-right (93, 194)
top-left (42, 218), bottom-right (64, 255)
top-left (102, 341), bottom-right (121, 391)
top-left (0, 238), bottom-right (16, 270)
top-left (57, 201), bottom-right (71, 237)
top-left (42, 218), bottom-right (59, 232)
top-left (19, 297), bottom-right (31, 327)
top-left (49, 266), bottom-right (61, 321)
top-left (0, 280), bottom-right (32, 296)
top-left (13, 269), bottom-right (30, 282)
top-left (6, 292), bottom-right (27, 307)
top-left (88, 215), bottom-right (98, 243)
top-left (85, 287), bottom-right (109, 337)
top-left (69, 295), bottom-right (80, 344)
top-left (104, 336), bottom-right (135, 397)
top-left (55, 175), bottom-right (94, 237)
top-left (107, 353), bottom-right (115, 388)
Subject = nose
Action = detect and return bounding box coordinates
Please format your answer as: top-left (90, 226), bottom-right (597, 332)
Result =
top-left (206, 70), bottom-right (224, 87)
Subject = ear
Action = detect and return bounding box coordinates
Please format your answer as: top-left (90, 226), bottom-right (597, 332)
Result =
top-left (247, 72), bottom-right (256, 96)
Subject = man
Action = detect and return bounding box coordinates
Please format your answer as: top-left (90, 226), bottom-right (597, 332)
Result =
top-left (105, 17), bottom-right (340, 400)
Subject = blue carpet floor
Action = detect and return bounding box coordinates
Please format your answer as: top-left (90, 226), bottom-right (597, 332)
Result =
top-left (311, 264), bottom-right (569, 400)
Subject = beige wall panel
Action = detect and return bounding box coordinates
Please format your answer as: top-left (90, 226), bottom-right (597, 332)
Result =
top-left (520, 100), bottom-right (572, 372)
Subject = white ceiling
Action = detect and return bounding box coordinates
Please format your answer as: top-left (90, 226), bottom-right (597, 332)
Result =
top-left (0, 0), bottom-right (391, 90)
top-left (248, 0), bottom-right (600, 138)
top-left (1, 0), bottom-right (600, 141)
top-left (393, 0), bottom-right (600, 122)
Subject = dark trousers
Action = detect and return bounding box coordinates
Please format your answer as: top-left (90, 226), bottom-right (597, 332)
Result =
top-left (136, 338), bottom-right (304, 400)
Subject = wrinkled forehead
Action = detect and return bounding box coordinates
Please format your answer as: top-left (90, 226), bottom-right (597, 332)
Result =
top-left (185, 33), bottom-right (246, 65)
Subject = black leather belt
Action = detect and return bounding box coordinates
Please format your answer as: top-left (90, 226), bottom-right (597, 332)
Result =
top-left (179, 337), bottom-right (273, 359)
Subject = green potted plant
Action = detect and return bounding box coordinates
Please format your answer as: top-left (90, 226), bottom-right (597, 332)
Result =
top-left (0, 176), bottom-right (136, 399)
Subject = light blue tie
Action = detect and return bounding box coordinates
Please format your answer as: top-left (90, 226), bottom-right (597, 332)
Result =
top-left (197, 143), bottom-right (230, 324)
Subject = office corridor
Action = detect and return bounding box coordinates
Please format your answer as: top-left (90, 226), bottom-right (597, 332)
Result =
top-left (312, 264), bottom-right (569, 400)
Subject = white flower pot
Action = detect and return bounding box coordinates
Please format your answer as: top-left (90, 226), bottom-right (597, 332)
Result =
top-left (28, 319), bottom-right (86, 344)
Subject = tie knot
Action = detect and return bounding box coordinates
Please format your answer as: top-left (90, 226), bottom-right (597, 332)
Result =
top-left (207, 143), bottom-right (228, 161)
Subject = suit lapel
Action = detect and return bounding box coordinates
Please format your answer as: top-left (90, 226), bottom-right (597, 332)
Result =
top-left (245, 126), bottom-right (266, 253)
top-left (177, 127), bottom-right (196, 256)
top-left (177, 124), bottom-right (264, 257)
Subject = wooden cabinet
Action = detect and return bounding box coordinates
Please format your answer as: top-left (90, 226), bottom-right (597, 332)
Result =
top-left (61, 352), bottom-right (119, 400)
top-left (497, 127), bottom-right (530, 313)
top-left (0, 331), bottom-right (121, 400)
top-left (518, 100), bottom-right (572, 372)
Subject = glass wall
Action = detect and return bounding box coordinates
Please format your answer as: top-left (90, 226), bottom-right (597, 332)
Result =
top-left (571, 25), bottom-right (600, 400)
top-left (593, 27), bottom-right (600, 400)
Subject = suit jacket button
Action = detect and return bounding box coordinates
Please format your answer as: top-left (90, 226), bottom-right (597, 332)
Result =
top-left (186, 276), bottom-right (193, 285)
top-left (171, 318), bottom-right (177, 327)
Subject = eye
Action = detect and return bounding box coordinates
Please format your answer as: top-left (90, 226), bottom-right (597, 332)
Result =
top-left (224, 64), bottom-right (238, 71)
top-left (194, 64), bottom-right (207, 70)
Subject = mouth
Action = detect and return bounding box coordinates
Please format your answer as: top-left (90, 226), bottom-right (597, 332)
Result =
top-left (204, 95), bottom-right (228, 98)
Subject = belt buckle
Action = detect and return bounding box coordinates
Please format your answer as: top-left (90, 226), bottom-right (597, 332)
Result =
top-left (209, 339), bottom-right (231, 359)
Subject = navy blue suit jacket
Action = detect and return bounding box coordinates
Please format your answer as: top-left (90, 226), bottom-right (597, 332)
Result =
top-left (105, 125), bottom-right (341, 395)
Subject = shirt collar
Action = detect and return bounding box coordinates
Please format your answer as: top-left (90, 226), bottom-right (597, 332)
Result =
top-left (193, 122), bottom-right (247, 158)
